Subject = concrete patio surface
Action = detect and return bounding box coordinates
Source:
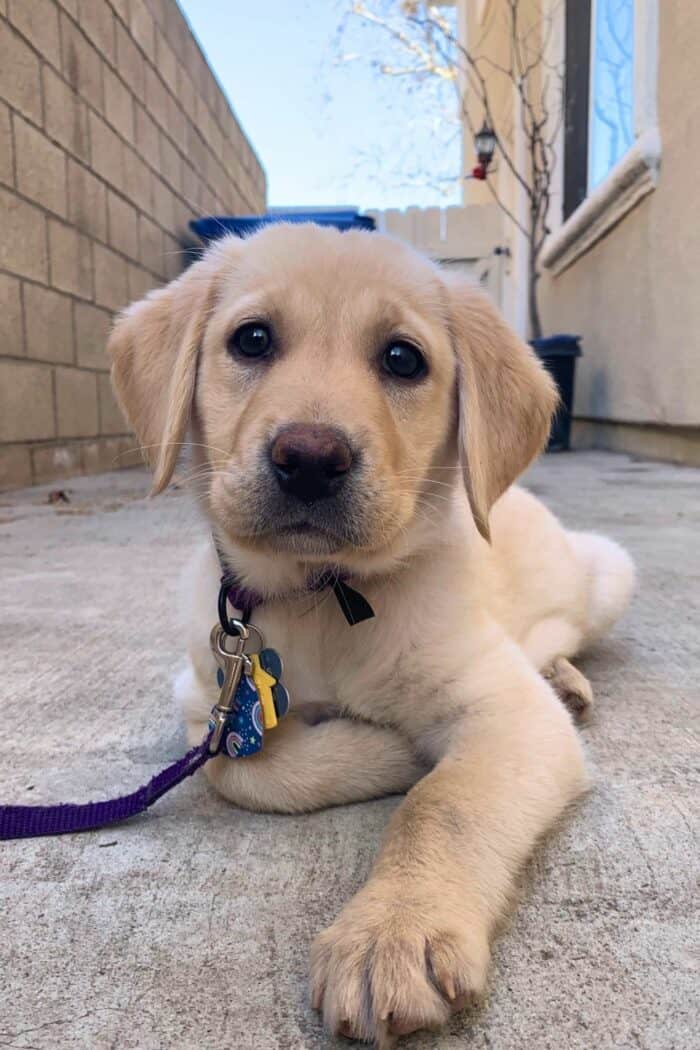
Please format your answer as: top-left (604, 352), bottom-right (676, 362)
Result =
top-left (1, 451), bottom-right (698, 1049)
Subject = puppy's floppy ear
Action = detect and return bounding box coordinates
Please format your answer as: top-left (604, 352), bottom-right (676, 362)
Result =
top-left (445, 274), bottom-right (558, 541)
top-left (108, 255), bottom-right (219, 494)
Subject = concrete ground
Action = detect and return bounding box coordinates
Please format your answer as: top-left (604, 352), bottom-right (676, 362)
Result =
top-left (0, 451), bottom-right (697, 1050)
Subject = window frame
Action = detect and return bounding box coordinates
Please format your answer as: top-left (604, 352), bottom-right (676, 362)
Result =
top-left (542, 0), bottom-right (660, 275)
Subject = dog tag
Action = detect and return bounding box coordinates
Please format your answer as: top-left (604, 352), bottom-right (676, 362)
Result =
top-left (211, 636), bottom-right (290, 757)
top-left (224, 675), bottom-right (265, 758)
top-left (211, 670), bottom-right (264, 756)
top-left (252, 646), bottom-right (289, 722)
top-left (250, 656), bottom-right (278, 729)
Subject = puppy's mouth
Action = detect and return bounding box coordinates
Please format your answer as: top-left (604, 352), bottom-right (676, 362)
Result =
top-left (226, 504), bottom-right (359, 555)
top-left (268, 519), bottom-right (344, 554)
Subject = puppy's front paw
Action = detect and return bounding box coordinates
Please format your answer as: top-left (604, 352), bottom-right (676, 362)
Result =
top-left (310, 882), bottom-right (489, 1046)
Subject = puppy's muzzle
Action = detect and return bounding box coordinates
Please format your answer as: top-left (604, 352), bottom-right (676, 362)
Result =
top-left (269, 424), bottom-right (354, 503)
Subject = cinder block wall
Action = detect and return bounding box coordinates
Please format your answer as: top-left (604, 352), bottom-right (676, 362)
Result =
top-left (0, 0), bottom-right (266, 490)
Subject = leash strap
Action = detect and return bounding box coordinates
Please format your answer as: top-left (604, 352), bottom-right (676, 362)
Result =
top-left (0, 736), bottom-right (213, 840)
top-left (1, 545), bottom-right (375, 841)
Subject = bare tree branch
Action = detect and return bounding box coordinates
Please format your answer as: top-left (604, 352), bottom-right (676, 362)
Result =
top-left (337, 0), bottom-right (566, 337)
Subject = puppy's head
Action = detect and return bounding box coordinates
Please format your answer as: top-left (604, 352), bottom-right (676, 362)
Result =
top-left (109, 225), bottom-right (556, 563)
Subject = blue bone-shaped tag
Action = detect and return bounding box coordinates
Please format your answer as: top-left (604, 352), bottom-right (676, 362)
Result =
top-left (212, 646), bottom-right (289, 758)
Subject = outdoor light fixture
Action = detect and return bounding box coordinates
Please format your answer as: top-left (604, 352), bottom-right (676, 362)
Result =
top-left (471, 120), bottom-right (497, 180)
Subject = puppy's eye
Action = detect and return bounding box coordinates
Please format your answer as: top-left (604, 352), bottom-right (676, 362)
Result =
top-left (382, 341), bottom-right (426, 380)
top-left (228, 322), bottom-right (272, 359)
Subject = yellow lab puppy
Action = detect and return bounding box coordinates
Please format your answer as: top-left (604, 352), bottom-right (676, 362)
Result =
top-left (109, 225), bottom-right (634, 1046)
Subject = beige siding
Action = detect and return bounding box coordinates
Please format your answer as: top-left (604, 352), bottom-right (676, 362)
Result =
top-left (540, 2), bottom-right (700, 460)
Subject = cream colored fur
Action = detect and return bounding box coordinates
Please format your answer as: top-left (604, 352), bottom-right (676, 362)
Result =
top-left (109, 225), bottom-right (635, 1047)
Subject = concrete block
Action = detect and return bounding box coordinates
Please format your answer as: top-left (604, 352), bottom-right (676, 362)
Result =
top-left (93, 242), bottom-right (129, 311)
top-left (89, 111), bottom-right (125, 191)
top-left (155, 29), bottom-right (177, 94)
top-left (138, 214), bottom-right (164, 275)
top-left (24, 283), bottom-right (74, 363)
top-left (80, 435), bottom-right (126, 474)
top-left (0, 359), bottom-right (55, 441)
top-left (78, 0), bottom-right (115, 63)
top-left (145, 63), bottom-right (168, 130)
top-left (122, 146), bottom-right (152, 212)
top-left (145, 0), bottom-right (167, 30)
top-left (130, 0), bottom-right (155, 61)
top-left (48, 219), bottom-right (93, 299)
top-left (0, 444), bottom-right (32, 490)
top-left (55, 365), bottom-right (98, 437)
top-left (14, 115), bottom-right (68, 217)
top-left (165, 0), bottom-right (190, 60)
top-left (0, 273), bottom-right (23, 357)
top-left (116, 20), bottom-right (145, 101)
top-left (114, 19), bottom-right (143, 97)
top-left (32, 440), bottom-right (82, 483)
top-left (103, 65), bottom-right (134, 142)
top-left (109, 0), bottom-right (130, 24)
top-left (127, 263), bottom-right (157, 301)
top-left (134, 104), bottom-right (160, 171)
top-left (115, 434), bottom-right (143, 467)
top-left (150, 173), bottom-right (177, 230)
top-left (43, 65), bottom-right (90, 163)
top-left (184, 121), bottom-right (207, 180)
top-left (67, 157), bottom-right (108, 242)
top-left (55, 0), bottom-right (78, 17)
top-left (0, 100), bottom-right (14, 187)
top-left (159, 130), bottom-right (182, 194)
top-left (107, 191), bottom-right (139, 259)
top-left (181, 160), bottom-right (202, 212)
top-left (75, 301), bottom-right (112, 370)
top-left (8, 0), bottom-right (61, 68)
top-left (0, 19), bottom-right (42, 124)
top-left (98, 372), bottom-right (127, 434)
top-left (60, 12), bottom-right (104, 110)
top-left (162, 234), bottom-right (185, 281)
top-left (166, 92), bottom-right (186, 153)
top-left (0, 187), bottom-right (48, 282)
top-left (176, 66), bottom-right (196, 123)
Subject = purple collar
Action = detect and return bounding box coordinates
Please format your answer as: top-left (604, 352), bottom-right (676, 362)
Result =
top-left (214, 540), bottom-right (375, 627)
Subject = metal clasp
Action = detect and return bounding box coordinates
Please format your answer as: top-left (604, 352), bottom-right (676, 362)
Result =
top-left (208, 620), bottom-right (252, 754)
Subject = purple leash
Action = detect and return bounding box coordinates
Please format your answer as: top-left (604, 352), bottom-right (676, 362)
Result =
top-left (0, 736), bottom-right (213, 840)
top-left (1, 549), bottom-right (374, 842)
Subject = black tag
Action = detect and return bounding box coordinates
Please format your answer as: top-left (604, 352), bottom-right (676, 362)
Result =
top-left (332, 579), bottom-right (375, 625)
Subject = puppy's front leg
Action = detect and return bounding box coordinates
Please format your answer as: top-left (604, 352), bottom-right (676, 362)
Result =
top-left (311, 645), bottom-right (588, 1045)
top-left (177, 664), bottom-right (426, 813)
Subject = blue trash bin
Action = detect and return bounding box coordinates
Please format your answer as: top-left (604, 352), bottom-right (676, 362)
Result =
top-left (191, 208), bottom-right (375, 245)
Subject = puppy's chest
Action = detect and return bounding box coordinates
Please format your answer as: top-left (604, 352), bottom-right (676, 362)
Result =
top-left (255, 606), bottom-right (364, 706)
top-left (254, 604), bottom-right (424, 723)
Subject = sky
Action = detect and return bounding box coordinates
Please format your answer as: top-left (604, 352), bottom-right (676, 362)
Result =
top-left (178, 0), bottom-right (462, 213)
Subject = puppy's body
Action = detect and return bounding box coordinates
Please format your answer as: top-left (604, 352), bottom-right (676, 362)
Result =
top-left (178, 483), bottom-right (632, 805)
top-left (109, 225), bottom-right (634, 1045)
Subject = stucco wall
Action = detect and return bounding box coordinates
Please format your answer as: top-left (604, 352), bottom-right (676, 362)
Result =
top-left (0, 0), bottom-right (266, 490)
top-left (539, 1), bottom-right (700, 462)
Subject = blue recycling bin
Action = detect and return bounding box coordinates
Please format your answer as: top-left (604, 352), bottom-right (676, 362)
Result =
top-left (191, 208), bottom-right (375, 245)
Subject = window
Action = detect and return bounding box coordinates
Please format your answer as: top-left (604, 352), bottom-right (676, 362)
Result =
top-left (588, 0), bottom-right (635, 189)
top-left (546, 0), bottom-right (659, 272)
top-left (564, 0), bottom-right (636, 216)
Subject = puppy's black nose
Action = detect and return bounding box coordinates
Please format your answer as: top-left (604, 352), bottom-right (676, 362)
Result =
top-left (270, 424), bottom-right (353, 502)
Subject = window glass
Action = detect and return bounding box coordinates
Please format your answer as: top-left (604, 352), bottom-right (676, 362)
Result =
top-left (588, 0), bottom-right (635, 189)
